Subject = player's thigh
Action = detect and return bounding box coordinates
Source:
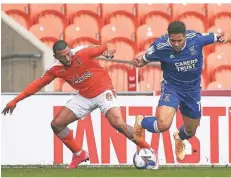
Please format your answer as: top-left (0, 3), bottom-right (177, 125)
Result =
top-left (53, 106), bottom-right (78, 126)
top-left (158, 91), bottom-right (180, 128)
top-left (156, 105), bottom-right (176, 129)
top-left (95, 89), bottom-right (120, 117)
top-left (106, 107), bottom-right (124, 127)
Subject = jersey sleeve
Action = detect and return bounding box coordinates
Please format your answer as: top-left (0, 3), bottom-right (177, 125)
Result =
top-left (197, 32), bottom-right (217, 46)
top-left (143, 42), bottom-right (161, 62)
top-left (12, 69), bottom-right (56, 104)
top-left (78, 44), bottom-right (107, 57)
top-left (71, 45), bottom-right (89, 55)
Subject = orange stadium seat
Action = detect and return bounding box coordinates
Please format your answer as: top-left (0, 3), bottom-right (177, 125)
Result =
top-left (65, 23), bottom-right (99, 45)
top-left (65, 4), bottom-right (101, 22)
top-left (207, 81), bottom-right (225, 90)
top-left (70, 10), bottom-right (101, 27)
top-left (5, 10), bottom-right (31, 29)
top-left (139, 66), bottom-right (163, 92)
top-left (29, 22), bottom-right (63, 39)
top-left (110, 37), bottom-right (137, 61)
top-left (136, 25), bottom-right (156, 48)
top-left (207, 4), bottom-right (231, 20)
top-left (210, 12), bottom-right (231, 32)
top-left (206, 52), bottom-right (230, 79)
top-left (101, 4), bottom-right (135, 23)
top-left (36, 10), bottom-right (66, 31)
top-left (177, 12), bottom-right (207, 32)
top-left (41, 37), bottom-right (59, 48)
top-left (142, 12), bottom-right (171, 36)
top-left (172, 4), bottom-right (206, 18)
top-left (214, 42), bottom-right (231, 59)
top-left (141, 38), bottom-right (157, 51)
top-left (107, 64), bottom-right (129, 92)
top-left (101, 23), bottom-right (134, 43)
top-left (30, 4), bottom-right (64, 23)
top-left (207, 25), bottom-right (226, 35)
top-left (70, 37), bottom-right (100, 48)
top-left (135, 51), bottom-right (146, 59)
top-left (2, 4), bottom-right (29, 13)
top-left (212, 65), bottom-right (231, 84)
top-left (106, 11), bottom-right (136, 35)
top-left (137, 4), bottom-right (171, 24)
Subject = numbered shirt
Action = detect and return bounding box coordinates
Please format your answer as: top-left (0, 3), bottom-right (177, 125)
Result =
top-left (144, 30), bottom-right (217, 91)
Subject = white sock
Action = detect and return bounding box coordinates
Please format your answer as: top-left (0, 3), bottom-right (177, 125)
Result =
top-left (153, 121), bottom-right (161, 133)
top-left (57, 127), bottom-right (70, 139)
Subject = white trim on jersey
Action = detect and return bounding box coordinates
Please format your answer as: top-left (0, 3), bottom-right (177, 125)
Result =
top-left (156, 41), bottom-right (171, 49)
top-left (214, 33), bottom-right (218, 42)
top-left (181, 40), bottom-right (187, 51)
top-left (47, 60), bottom-right (63, 71)
top-left (186, 33), bottom-right (196, 39)
top-left (143, 54), bottom-right (150, 63)
top-left (71, 45), bottom-right (89, 56)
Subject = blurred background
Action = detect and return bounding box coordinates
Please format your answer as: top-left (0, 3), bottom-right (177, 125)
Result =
top-left (1, 3), bottom-right (231, 93)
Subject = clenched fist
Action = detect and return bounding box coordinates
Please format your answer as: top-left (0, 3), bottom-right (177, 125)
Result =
top-left (133, 55), bottom-right (148, 68)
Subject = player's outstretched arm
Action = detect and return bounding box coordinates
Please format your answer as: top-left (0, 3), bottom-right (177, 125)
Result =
top-left (2, 74), bottom-right (55, 115)
top-left (82, 43), bottom-right (116, 58)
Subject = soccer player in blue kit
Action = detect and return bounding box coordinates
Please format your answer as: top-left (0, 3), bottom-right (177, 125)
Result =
top-left (133, 21), bottom-right (231, 160)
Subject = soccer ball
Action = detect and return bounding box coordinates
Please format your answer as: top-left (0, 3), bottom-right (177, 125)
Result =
top-left (133, 148), bottom-right (159, 169)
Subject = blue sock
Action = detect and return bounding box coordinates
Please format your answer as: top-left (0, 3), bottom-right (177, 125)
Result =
top-left (179, 125), bottom-right (193, 140)
top-left (141, 117), bottom-right (160, 133)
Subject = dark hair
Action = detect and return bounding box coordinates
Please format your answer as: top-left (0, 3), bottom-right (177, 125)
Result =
top-left (53, 40), bottom-right (68, 54)
top-left (168, 21), bottom-right (186, 35)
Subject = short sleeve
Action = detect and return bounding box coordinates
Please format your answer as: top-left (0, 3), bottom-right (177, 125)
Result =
top-left (197, 32), bottom-right (217, 47)
top-left (143, 43), bottom-right (161, 62)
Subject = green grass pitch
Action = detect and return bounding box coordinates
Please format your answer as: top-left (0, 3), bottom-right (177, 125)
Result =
top-left (2, 165), bottom-right (231, 177)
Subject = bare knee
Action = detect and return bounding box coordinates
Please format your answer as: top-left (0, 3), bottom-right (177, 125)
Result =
top-left (156, 106), bottom-right (175, 132)
top-left (155, 117), bottom-right (171, 132)
top-left (51, 116), bottom-right (68, 133)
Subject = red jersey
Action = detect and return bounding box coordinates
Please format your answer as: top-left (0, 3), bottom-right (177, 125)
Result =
top-left (44, 45), bottom-right (114, 98)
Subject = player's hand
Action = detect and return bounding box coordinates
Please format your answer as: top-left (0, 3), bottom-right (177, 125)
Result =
top-left (1, 101), bottom-right (17, 115)
top-left (103, 43), bottom-right (116, 59)
top-left (102, 49), bottom-right (116, 59)
top-left (218, 33), bottom-right (231, 44)
top-left (133, 55), bottom-right (147, 68)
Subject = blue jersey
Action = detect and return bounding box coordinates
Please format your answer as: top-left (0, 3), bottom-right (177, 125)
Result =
top-left (144, 30), bottom-right (217, 91)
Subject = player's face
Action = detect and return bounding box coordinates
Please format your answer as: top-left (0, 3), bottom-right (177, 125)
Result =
top-left (169, 34), bottom-right (186, 52)
top-left (54, 46), bottom-right (72, 67)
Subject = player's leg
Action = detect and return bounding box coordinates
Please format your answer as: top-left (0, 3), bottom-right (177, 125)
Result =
top-left (51, 106), bottom-right (81, 154)
top-left (106, 107), bottom-right (152, 149)
top-left (134, 90), bottom-right (180, 137)
top-left (95, 90), bottom-right (152, 149)
top-left (174, 91), bottom-right (201, 160)
top-left (51, 94), bottom-right (94, 168)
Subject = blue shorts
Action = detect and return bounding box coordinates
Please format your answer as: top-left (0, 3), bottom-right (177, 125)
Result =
top-left (158, 81), bottom-right (201, 119)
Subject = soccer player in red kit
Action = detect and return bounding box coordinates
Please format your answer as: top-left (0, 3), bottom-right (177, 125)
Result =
top-left (2, 40), bottom-right (154, 169)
